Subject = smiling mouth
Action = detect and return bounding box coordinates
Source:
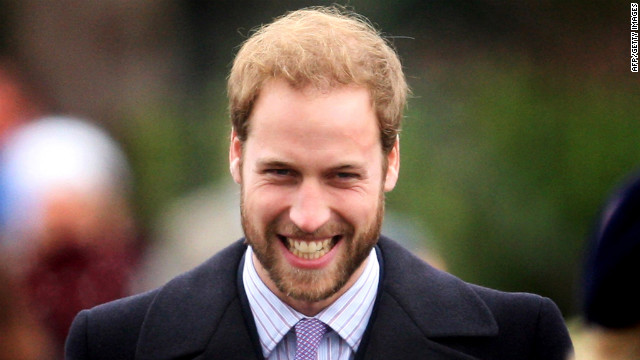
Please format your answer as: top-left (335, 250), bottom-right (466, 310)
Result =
top-left (278, 235), bottom-right (342, 259)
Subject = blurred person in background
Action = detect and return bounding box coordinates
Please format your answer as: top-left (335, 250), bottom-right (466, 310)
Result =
top-left (0, 259), bottom-right (55, 360)
top-left (570, 170), bottom-right (640, 360)
top-left (0, 58), bottom-right (57, 359)
top-left (0, 116), bottom-right (143, 357)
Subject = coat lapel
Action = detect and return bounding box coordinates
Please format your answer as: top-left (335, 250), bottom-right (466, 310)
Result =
top-left (360, 237), bottom-right (499, 359)
top-left (364, 292), bottom-right (483, 360)
top-left (135, 240), bottom-right (259, 360)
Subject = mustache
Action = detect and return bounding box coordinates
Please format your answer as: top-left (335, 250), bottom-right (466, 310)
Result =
top-left (270, 221), bottom-right (353, 239)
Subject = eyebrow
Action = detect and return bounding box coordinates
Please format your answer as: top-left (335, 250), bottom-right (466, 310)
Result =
top-left (255, 158), bottom-right (367, 172)
top-left (255, 158), bottom-right (294, 169)
top-left (332, 163), bottom-right (367, 172)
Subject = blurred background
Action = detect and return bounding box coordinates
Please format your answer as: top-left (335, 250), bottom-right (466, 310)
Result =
top-left (0, 0), bottom-right (637, 358)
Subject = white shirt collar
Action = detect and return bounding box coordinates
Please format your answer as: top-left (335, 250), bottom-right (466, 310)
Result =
top-left (243, 245), bottom-right (379, 357)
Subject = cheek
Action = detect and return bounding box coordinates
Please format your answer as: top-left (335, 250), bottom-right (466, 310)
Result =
top-left (243, 186), bottom-right (290, 223)
top-left (333, 191), bottom-right (381, 226)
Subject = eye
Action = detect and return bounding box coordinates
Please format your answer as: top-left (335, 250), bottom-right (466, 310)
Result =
top-left (265, 169), bottom-right (289, 176)
top-left (336, 172), bottom-right (359, 179)
top-left (266, 168), bottom-right (292, 176)
top-left (330, 172), bottom-right (362, 188)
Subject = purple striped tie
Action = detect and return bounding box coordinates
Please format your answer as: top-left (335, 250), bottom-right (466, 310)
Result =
top-left (294, 318), bottom-right (328, 360)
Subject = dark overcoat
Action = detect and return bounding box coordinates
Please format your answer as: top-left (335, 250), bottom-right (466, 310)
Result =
top-left (65, 237), bottom-right (573, 359)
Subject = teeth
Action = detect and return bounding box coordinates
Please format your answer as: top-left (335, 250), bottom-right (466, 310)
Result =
top-left (286, 237), bottom-right (335, 259)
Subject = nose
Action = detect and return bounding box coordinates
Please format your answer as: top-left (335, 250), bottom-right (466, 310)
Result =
top-left (289, 179), bottom-right (331, 233)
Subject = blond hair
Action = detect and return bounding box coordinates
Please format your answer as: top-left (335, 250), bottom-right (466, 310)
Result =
top-left (227, 6), bottom-right (408, 154)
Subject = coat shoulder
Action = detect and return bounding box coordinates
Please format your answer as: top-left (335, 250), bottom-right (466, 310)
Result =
top-left (469, 284), bottom-right (573, 358)
top-left (373, 236), bottom-right (573, 359)
top-left (65, 289), bottom-right (159, 360)
top-left (65, 239), bottom-right (248, 360)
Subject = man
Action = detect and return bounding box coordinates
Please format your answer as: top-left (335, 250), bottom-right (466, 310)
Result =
top-left (65, 7), bottom-right (573, 360)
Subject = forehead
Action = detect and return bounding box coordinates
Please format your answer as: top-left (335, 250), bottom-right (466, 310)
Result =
top-left (250, 79), bottom-right (377, 133)
top-left (245, 79), bottom-right (382, 163)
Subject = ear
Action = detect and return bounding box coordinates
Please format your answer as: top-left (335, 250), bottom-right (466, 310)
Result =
top-left (383, 137), bottom-right (400, 192)
top-left (229, 129), bottom-right (242, 184)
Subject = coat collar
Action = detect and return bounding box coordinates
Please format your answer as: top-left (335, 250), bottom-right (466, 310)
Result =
top-left (376, 236), bottom-right (498, 338)
top-left (135, 237), bottom-right (498, 359)
top-left (357, 237), bottom-right (498, 359)
top-left (135, 240), bottom-right (256, 360)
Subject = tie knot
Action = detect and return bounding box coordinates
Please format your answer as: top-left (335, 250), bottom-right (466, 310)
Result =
top-left (294, 318), bottom-right (328, 360)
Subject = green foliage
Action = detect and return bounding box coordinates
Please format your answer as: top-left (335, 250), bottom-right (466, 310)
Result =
top-left (119, 81), bottom-right (232, 225)
top-left (389, 59), bottom-right (640, 315)
top-left (122, 104), bottom-right (191, 224)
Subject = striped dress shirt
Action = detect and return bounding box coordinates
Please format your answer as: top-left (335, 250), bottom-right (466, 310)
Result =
top-left (243, 246), bottom-right (379, 360)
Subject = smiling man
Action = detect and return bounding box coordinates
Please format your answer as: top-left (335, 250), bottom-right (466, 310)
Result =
top-left (66, 6), bottom-right (573, 360)
top-left (231, 79), bottom-right (395, 317)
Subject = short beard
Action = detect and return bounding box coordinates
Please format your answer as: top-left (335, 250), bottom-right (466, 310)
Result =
top-left (241, 190), bottom-right (385, 302)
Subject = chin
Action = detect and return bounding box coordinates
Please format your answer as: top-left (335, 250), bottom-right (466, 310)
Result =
top-left (274, 258), bottom-right (350, 302)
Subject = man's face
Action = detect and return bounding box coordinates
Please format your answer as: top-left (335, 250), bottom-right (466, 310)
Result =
top-left (230, 79), bottom-right (399, 305)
